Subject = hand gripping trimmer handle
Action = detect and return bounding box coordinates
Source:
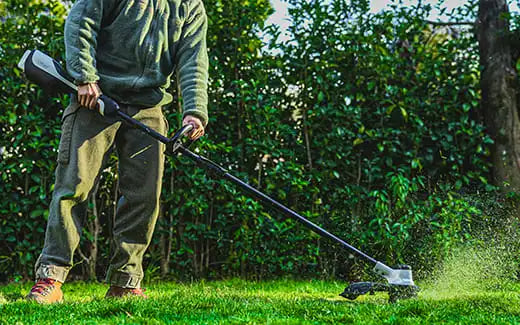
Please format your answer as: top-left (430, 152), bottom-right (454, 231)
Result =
top-left (18, 49), bottom-right (119, 117)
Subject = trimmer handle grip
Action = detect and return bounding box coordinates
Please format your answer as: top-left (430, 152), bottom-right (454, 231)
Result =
top-left (97, 94), bottom-right (120, 117)
top-left (171, 124), bottom-right (194, 142)
top-left (169, 124), bottom-right (195, 154)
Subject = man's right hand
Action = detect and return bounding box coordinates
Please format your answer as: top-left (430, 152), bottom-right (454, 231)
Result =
top-left (78, 83), bottom-right (102, 110)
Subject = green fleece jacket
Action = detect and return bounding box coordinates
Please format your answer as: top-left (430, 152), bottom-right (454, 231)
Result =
top-left (64, 0), bottom-right (209, 125)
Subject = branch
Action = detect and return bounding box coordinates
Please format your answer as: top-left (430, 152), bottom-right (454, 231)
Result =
top-left (424, 20), bottom-right (475, 27)
top-left (76, 247), bottom-right (90, 263)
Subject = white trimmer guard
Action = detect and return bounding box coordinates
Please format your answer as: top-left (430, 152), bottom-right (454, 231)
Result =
top-left (373, 262), bottom-right (415, 286)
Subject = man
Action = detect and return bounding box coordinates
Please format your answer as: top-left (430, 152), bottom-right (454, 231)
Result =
top-left (26, 0), bottom-right (208, 303)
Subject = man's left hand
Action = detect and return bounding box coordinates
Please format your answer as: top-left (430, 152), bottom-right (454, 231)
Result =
top-left (183, 115), bottom-right (205, 140)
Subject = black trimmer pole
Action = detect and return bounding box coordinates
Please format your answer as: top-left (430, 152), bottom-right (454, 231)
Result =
top-left (178, 146), bottom-right (378, 265)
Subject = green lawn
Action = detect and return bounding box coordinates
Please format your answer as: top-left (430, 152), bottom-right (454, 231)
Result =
top-left (0, 278), bottom-right (519, 324)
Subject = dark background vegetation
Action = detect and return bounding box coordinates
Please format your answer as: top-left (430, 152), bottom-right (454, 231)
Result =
top-left (1, 0), bottom-right (519, 283)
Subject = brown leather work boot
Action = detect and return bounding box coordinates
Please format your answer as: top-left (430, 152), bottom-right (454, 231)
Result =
top-left (105, 286), bottom-right (148, 299)
top-left (26, 278), bottom-right (63, 304)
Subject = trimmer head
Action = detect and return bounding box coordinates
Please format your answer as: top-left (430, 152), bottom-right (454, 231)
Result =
top-left (340, 281), bottom-right (419, 302)
top-left (340, 264), bottom-right (420, 302)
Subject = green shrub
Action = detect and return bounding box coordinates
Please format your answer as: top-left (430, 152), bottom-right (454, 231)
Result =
top-left (0, 0), bottom-right (68, 280)
top-left (1, 0), bottom-right (514, 282)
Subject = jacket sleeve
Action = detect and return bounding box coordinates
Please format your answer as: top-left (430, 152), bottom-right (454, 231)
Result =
top-left (64, 0), bottom-right (112, 85)
top-left (176, 0), bottom-right (209, 126)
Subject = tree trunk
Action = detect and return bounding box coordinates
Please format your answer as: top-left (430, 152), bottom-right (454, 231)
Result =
top-left (160, 204), bottom-right (172, 277)
top-left (88, 191), bottom-right (100, 281)
top-left (479, 0), bottom-right (520, 191)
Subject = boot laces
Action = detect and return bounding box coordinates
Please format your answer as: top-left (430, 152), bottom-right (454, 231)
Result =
top-left (30, 278), bottom-right (56, 294)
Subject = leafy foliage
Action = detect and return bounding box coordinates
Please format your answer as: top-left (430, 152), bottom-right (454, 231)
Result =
top-left (0, 0), bottom-right (509, 282)
top-left (0, 0), bottom-right (69, 280)
top-left (264, 0), bottom-right (493, 276)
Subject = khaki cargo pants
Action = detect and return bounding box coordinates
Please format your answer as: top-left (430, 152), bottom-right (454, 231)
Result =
top-left (35, 98), bottom-right (167, 288)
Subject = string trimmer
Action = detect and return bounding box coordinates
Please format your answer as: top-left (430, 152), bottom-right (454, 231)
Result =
top-left (18, 49), bottom-right (419, 302)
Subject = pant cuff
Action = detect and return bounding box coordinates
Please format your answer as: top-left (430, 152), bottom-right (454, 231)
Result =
top-left (35, 264), bottom-right (69, 283)
top-left (106, 270), bottom-right (142, 289)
